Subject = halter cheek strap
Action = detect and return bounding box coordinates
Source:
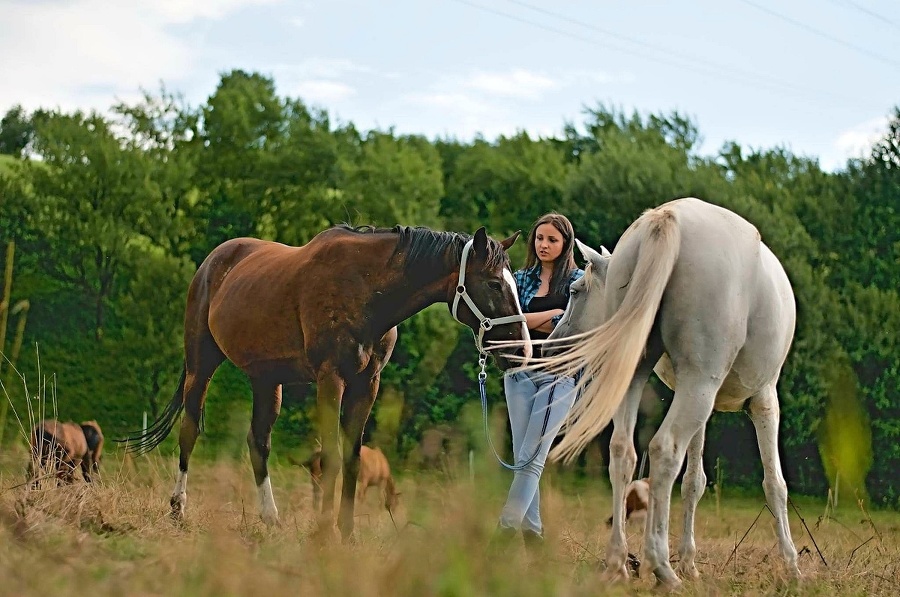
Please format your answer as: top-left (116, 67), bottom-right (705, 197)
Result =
top-left (450, 238), bottom-right (526, 354)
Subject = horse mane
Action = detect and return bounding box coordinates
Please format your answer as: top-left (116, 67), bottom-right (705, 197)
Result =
top-left (335, 224), bottom-right (509, 274)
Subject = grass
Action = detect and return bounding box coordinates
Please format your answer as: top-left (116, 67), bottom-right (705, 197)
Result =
top-left (1, 442), bottom-right (898, 597)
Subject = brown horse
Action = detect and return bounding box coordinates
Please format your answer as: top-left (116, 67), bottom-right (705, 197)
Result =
top-left (120, 224), bottom-right (530, 541)
top-left (305, 445), bottom-right (399, 513)
top-left (29, 419), bottom-right (104, 484)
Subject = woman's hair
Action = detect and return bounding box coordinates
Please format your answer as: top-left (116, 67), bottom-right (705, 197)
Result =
top-left (523, 212), bottom-right (577, 297)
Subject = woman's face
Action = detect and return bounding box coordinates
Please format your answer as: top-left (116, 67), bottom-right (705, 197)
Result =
top-left (534, 223), bottom-right (565, 267)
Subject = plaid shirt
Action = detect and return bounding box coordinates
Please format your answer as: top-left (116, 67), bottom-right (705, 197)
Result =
top-left (513, 265), bottom-right (585, 326)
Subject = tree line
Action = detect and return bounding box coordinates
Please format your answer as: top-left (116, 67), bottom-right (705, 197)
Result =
top-left (1, 69), bottom-right (897, 507)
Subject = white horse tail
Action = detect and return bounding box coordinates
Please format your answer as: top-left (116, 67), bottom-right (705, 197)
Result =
top-left (547, 205), bottom-right (681, 463)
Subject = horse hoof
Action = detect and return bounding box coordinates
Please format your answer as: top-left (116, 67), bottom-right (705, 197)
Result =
top-left (653, 572), bottom-right (683, 593)
top-left (260, 508), bottom-right (280, 528)
top-left (170, 494), bottom-right (186, 520)
top-left (311, 522), bottom-right (337, 544)
top-left (676, 563), bottom-right (700, 580)
top-left (602, 565), bottom-right (629, 583)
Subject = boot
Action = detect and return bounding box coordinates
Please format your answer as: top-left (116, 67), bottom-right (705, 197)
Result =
top-left (487, 524), bottom-right (518, 555)
top-left (522, 529), bottom-right (546, 559)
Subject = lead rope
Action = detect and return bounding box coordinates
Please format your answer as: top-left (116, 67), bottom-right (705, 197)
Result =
top-left (478, 354), bottom-right (551, 471)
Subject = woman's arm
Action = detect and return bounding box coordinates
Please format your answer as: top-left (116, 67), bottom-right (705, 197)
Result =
top-left (525, 309), bottom-right (565, 333)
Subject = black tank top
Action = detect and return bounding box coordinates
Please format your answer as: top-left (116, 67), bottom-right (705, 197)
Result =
top-left (527, 293), bottom-right (568, 341)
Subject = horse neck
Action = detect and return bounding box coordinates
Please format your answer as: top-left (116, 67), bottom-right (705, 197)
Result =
top-left (370, 262), bottom-right (458, 332)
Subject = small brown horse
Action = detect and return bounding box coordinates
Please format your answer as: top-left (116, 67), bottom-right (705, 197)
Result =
top-left (121, 224), bottom-right (530, 541)
top-left (29, 419), bottom-right (104, 484)
top-left (305, 445), bottom-right (399, 513)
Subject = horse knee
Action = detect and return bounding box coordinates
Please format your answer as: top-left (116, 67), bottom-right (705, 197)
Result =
top-left (648, 435), bottom-right (679, 479)
top-left (609, 435), bottom-right (634, 461)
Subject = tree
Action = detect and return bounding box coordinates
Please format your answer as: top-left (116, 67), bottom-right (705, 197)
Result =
top-left (0, 105), bottom-right (34, 157)
top-left (195, 70), bottom-right (287, 251)
top-left (441, 133), bottom-right (569, 253)
top-left (336, 131), bottom-right (444, 228)
top-left (26, 109), bottom-right (162, 339)
top-left (113, 87), bottom-right (204, 259)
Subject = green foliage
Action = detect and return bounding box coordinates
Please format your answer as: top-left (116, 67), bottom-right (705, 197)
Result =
top-left (1, 72), bottom-right (897, 506)
top-left (0, 105), bottom-right (33, 157)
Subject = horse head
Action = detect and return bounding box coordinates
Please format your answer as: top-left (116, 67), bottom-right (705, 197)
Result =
top-left (451, 227), bottom-right (532, 370)
top-left (544, 239), bottom-right (611, 357)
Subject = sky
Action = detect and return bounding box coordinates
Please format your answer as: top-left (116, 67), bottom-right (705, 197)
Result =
top-left (1, 0), bottom-right (898, 172)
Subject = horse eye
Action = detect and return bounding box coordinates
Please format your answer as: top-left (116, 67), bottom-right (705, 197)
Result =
top-left (488, 280), bottom-right (504, 292)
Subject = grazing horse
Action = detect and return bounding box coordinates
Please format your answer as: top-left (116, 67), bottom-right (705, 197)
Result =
top-left (120, 225), bottom-right (530, 541)
top-left (305, 445), bottom-right (399, 513)
top-left (29, 419), bottom-right (104, 484)
top-left (540, 198), bottom-right (800, 588)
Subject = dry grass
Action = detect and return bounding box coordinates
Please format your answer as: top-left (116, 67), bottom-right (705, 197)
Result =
top-left (1, 443), bottom-right (898, 597)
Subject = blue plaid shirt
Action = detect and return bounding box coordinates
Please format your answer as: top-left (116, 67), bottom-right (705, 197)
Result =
top-left (513, 265), bottom-right (585, 327)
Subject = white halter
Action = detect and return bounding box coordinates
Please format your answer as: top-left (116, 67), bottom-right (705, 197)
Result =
top-left (450, 238), bottom-right (526, 354)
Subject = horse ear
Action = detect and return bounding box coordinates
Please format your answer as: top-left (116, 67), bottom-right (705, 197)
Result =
top-left (601, 245), bottom-right (611, 257)
top-left (473, 227), bottom-right (489, 256)
top-left (499, 230), bottom-right (521, 251)
top-left (575, 239), bottom-right (606, 265)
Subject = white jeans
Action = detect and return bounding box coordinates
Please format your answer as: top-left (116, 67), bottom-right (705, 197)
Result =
top-left (498, 369), bottom-right (577, 535)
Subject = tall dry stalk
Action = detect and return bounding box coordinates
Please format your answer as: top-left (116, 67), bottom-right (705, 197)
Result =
top-left (0, 239), bottom-right (14, 375)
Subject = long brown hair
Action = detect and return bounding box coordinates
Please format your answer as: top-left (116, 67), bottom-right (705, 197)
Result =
top-left (523, 212), bottom-right (577, 297)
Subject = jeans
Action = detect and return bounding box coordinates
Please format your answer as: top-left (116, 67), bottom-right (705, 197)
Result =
top-left (498, 369), bottom-right (578, 535)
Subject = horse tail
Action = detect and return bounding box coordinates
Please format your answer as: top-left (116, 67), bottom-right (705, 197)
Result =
top-left (546, 205), bottom-right (681, 464)
top-left (116, 367), bottom-right (187, 455)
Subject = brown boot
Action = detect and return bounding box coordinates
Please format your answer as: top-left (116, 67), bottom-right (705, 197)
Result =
top-left (522, 529), bottom-right (545, 559)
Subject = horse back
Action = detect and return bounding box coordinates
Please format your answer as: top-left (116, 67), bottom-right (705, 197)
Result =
top-left (359, 446), bottom-right (391, 484)
top-left (196, 232), bottom-right (399, 376)
top-left (31, 419), bottom-right (88, 463)
top-left (633, 199), bottom-right (795, 404)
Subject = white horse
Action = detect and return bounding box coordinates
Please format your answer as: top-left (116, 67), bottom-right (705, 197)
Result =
top-left (541, 197), bottom-right (801, 588)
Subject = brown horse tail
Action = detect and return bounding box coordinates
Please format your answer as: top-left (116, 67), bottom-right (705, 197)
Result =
top-left (116, 367), bottom-right (187, 455)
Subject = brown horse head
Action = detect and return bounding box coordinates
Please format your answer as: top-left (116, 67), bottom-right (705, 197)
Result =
top-left (446, 227), bottom-right (531, 369)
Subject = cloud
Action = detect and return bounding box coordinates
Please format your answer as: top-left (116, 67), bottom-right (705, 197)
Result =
top-left (463, 69), bottom-right (558, 100)
top-left (0, 0), bottom-right (283, 114)
top-left (400, 91), bottom-right (561, 141)
top-left (151, 0), bottom-right (282, 24)
top-left (292, 80), bottom-right (356, 103)
top-left (833, 116), bottom-right (888, 160)
top-left (274, 58), bottom-right (376, 80)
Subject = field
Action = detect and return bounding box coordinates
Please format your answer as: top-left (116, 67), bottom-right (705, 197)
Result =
top-left (1, 441), bottom-right (897, 597)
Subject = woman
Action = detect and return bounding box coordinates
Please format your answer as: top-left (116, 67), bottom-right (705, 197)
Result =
top-left (493, 212), bottom-right (584, 553)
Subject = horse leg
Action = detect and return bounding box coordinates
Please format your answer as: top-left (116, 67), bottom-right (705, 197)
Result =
top-left (171, 338), bottom-right (224, 520)
top-left (337, 374), bottom-right (380, 542)
top-left (676, 426), bottom-right (707, 579)
top-left (749, 383), bottom-right (801, 578)
top-left (314, 366), bottom-right (345, 540)
top-left (605, 389), bottom-right (641, 580)
top-left (605, 360), bottom-right (656, 581)
top-left (81, 453), bottom-right (95, 483)
top-left (248, 379), bottom-right (282, 526)
top-left (644, 376), bottom-right (716, 590)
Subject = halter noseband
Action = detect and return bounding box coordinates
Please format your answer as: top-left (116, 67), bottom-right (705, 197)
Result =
top-left (450, 238), bottom-right (526, 354)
